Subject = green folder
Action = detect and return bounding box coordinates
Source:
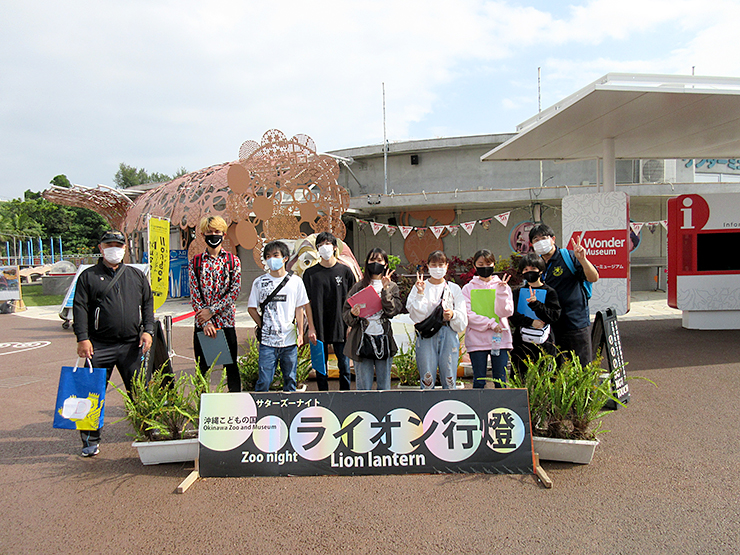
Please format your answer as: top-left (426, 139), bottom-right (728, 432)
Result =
top-left (470, 289), bottom-right (499, 322)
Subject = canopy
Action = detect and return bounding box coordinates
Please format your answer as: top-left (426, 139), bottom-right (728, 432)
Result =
top-left (481, 73), bottom-right (740, 163)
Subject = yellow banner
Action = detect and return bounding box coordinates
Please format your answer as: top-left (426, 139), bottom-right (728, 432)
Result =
top-left (148, 217), bottom-right (170, 312)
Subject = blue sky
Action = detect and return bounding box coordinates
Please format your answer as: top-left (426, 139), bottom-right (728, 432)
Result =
top-left (1, 0), bottom-right (739, 201)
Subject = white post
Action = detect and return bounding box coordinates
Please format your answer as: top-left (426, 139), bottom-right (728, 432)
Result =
top-left (602, 138), bottom-right (616, 192)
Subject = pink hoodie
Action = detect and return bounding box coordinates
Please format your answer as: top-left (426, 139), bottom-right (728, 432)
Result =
top-left (461, 275), bottom-right (515, 352)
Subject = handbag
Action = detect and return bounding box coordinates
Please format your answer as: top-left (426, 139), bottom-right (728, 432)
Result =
top-left (414, 284), bottom-right (449, 339)
top-left (358, 333), bottom-right (390, 360)
top-left (255, 272), bottom-right (293, 342)
top-left (521, 324), bottom-right (551, 345)
top-left (53, 358), bottom-right (107, 431)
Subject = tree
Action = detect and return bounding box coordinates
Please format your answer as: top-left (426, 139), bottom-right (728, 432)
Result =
top-left (50, 174), bottom-right (72, 188)
top-left (113, 163), bottom-right (188, 189)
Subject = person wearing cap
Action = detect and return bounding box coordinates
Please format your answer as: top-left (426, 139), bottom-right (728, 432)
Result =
top-left (189, 216), bottom-right (242, 392)
top-left (72, 230), bottom-right (155, 457)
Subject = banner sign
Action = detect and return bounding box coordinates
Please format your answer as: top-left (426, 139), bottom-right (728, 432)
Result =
top-left (148, 217), bottom-right (170, 312)
top-left (198, 389), bottom-right (534, 478)
top-left (168, 250), bottom-right (190, 298)
top-left (566, 229), bottom-right (629, 280)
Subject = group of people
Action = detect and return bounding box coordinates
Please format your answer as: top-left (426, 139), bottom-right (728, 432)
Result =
top-left (71, 216), bottom-right (597, 457)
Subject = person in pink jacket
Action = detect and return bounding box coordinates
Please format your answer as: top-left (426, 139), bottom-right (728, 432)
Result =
top-left (461, 249), bottom-right (514, 388)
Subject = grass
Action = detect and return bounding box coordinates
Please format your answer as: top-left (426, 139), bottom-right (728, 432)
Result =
top-left (20, 283), bottom-right (65, 307)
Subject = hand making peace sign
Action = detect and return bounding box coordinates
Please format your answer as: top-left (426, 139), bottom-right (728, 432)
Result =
top-left (381, 268), bottom-right (395, 288)
top-left (571, 234), bottom-right (587, 261)
top-left (415, 269), bottom-right (425, 294)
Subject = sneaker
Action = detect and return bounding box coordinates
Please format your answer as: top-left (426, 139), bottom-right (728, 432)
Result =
top-left (81, 444), bottom-right (100, 457)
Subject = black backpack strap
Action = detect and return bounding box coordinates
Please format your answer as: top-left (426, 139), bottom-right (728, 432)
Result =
top-left (96, 264), bottom-right (127, 305)
top-left (259, 272), bottom-right (293, 315)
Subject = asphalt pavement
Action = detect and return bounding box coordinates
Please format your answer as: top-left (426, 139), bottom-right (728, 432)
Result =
top-left (1, 292), bottom-right (738, 554)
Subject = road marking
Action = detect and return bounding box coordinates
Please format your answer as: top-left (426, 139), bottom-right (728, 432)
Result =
top-left (0, 341), bottom-right (52, 356)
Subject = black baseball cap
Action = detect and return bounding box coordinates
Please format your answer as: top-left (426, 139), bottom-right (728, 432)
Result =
top-left (99, 230), bottom-right (126, 244)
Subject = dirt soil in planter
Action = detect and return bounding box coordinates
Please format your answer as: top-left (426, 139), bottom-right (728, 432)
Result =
top-left (1, 314), bottom-right (739, 554)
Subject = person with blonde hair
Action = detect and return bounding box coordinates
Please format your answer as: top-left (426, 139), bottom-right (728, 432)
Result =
top-left (189, 215), bottom-right (242, 392)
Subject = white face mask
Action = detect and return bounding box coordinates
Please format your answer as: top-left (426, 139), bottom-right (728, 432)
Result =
top-left (318, 244), bottom-right (334, 261)
top-left (429, 266), bottom-right (447, 280)
top-left (533, 239), bottom-right (552, 256)
top-left (103, 246), bottom-right (125, 265)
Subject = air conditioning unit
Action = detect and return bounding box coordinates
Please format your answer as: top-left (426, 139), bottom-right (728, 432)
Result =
top-left (640, 159), bottom-right (677, 183)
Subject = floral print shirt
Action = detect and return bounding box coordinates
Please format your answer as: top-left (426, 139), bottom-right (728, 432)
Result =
top-left (189, 249), bottom-right (241, 329)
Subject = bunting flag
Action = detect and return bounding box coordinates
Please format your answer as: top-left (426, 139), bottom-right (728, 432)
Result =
top-left (493, 211), bottom-right (510, 227)
top-left (398, 226), bottom-right (414, 239)
top-left (460, 221), bottom-right (476, 235)
top-left (352, 214), bottom-right (666, 240)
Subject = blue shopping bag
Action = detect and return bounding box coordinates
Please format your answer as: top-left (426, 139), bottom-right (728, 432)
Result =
top-left (53, 359), bottom-right (107, 431)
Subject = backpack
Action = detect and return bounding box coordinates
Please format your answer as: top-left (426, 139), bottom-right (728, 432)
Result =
top-left (192, 251), bottom-right (236, 290)
top-left (559, 248), bottom-right (593, 299)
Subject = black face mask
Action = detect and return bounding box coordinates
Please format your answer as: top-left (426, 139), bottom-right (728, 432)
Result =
top-left (475, 266), bottom-right (495, 278)
top-left (366, 262), bottom-right (386, 276)
top-left (522, 271), bottom-right (541, 283)
top-left (205, 234), bottom-right (224, 248)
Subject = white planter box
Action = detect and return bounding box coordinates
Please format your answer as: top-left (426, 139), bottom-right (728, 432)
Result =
top-left (132, 438), bottom-right (199, 465)
top-left (532, 436), bottom-right (599, 465)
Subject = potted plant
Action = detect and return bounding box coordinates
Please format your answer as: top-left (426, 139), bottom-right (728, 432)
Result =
top-left (507, 351), bottom-right (622, 464)
top-left (392, 334), bottom-right (420, 388)
top-left (114, 363), bottom-right (226, 465)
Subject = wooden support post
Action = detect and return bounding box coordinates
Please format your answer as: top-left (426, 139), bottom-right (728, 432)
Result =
top-left (534, 453), bottom-right (553, 489)
top-left (176, 460), bottom-right (200, 494)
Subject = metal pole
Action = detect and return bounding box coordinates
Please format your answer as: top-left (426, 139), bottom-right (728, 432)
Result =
top-left (4, 241), bottom-right (8, 265)
top-left (165, 315), bottom-right (173, 356)
top-left (50, 237), bottom-right (55, 264)
top-left (29, 239), bottom-right (34, 266)
top-left (382, 82), bottom-right (388, 196)
top-left (59, 237), bottom-right (63, 261)
top-left (39, 237), bottom-right (44, 265)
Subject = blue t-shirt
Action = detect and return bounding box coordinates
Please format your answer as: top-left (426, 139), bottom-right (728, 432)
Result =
top-left (542, 247), bottom-right (589, 330)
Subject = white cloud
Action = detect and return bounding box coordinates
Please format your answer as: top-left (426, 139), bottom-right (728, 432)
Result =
top-left (1, 0), bottom-right (739, 199)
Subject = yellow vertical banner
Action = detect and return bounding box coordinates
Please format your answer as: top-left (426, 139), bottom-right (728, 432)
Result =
top-left (148, 216), bottom-right (170, 312)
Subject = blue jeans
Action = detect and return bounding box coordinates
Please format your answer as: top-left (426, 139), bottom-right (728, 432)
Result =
top-left (256, 344), bottom-right (298, 392)
top-left (416, 325), bottom-right (460, 390)
top-left (470, 349), bottom-right (509, 389)
top-left (354, 357), bottom-right (392, 391)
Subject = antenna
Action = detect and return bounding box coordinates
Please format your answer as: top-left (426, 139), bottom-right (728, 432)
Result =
top-left (382, 82), bottom-right (388, 196)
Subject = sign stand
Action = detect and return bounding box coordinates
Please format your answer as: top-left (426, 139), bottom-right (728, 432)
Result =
top-left (534, 453), bottom-right (553, 488)
top-left (176, 459), bottom-right (200, 494)
top-left (591, 307), bottom-right (630, 409)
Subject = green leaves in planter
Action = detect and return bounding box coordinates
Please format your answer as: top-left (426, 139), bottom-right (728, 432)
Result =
top-left (392, 331), bottom-right (419, 387)
top-left (507, 351), bottom-right (624, 441)
top-left (113, 362), bottom-right (226, 442)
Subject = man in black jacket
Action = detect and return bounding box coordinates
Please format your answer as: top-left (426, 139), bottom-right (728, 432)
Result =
top-left (73, 230), bottom-right (155, 457)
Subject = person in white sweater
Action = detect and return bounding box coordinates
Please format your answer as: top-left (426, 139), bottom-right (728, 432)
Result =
top-left (406, 250), bottom-right (468, 389)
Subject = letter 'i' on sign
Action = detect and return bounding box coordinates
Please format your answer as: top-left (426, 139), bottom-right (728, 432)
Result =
top-left (681, 197), bottom-right (694, 229)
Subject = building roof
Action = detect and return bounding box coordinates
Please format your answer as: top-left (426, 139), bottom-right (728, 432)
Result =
top-left (481, 73), bottom-right (740, 162)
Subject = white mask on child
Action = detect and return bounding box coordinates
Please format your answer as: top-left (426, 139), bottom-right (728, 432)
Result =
top-left (429, 266), bottom-right (447, 280)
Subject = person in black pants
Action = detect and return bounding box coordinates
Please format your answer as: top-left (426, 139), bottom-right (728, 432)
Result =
top-left (73, 230), bottom-right (155, 457)
top-left (303, 232), bottom-right (356, 390)
top-left (189, 216), bottom-right (242, 393)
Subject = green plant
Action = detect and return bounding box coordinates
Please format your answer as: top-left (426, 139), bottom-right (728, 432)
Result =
top-left (114, 362), bottom-right (225, 442)
top-left (238, 337), bottom-right (311, 391)
top-left (392, 331), bottom-right (419, 386)
top-left (506, 351), bottom-right (622, 441)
